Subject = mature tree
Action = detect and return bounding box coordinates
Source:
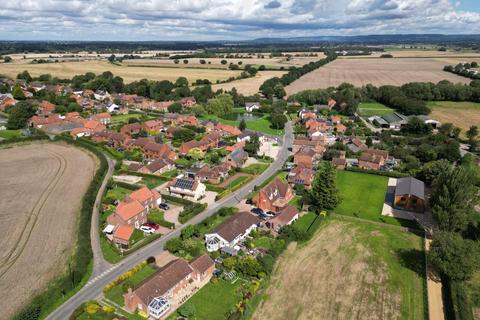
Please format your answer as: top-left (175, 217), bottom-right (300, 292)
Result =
top-left (220, 59), bottom-right (227, 65)
top-left (12, 83), bottom-right (26, 100)
top-left (191, 105), bottom-right (206, 117)
top-left (223, 257), bottom-right (237, 270)
top-left (173, 59), bottom-right (179, 64)
top-left (183, 59), bottom-right (188, 64)
top-left (3, 56), bottom-right (12, 63)
top-left (366, 136), bottom-right (373, 147)
top-left (17, 70), bottom-right (32, 82)
top-left (270, 113), bottom-right (287, 129)
top-left (244, 135), bottom-right (260, 156)
top-left (191, 84), bottom-right (213, 103)
top-left (187, 148), bottom-right (205, 161)
top-left (173, 128), bottom-right (196, 142)
top-left (174, 77), bottom-right (189, 88)
top-left (239, 119), bottom-right (247, 131)
top-left (6, 101), bottom-right (36, 129)
top-left (466, 125), bottom-right (478, 142)
top-left (431, 166), bottom-right (478, 232)
top-left (205, 94), bottom-right (233, 115)
top-left (273, 83), bottom-right (286, 98)
top-left (402, 117), bottom-right (432, 135)
top-left (167, 102), bottom-right (182, 113)
top-left (305, 162), bottom-right (340, 213)
top-left (108, 54), bottom-right (115, 63)
top-left (416, 160), bottom-right (451, 186)
top-left (438, 123), bottom-right (454, 137)
top-left (429, 231), bottom-right (480, 281)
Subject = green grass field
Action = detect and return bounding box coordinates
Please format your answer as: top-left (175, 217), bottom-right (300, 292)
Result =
top-left (335, 171), bottom-right (419, 228)
top-left (427, 101), bottom-right (480, 109)
top-left (358, 102), bottom-right (394, 117)
top-left (167, 279), bottom-right (242, 320)
top-left (0, 129), bottom-right (22, 139)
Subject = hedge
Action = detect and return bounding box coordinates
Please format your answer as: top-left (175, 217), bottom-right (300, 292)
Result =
top-left (345, 166), bottom-right (410, 178)
top-left (443, 278), bottom-right (475, 320)
top-left (162, 194), bottom-right (195, 206)
top-left (178, 203), bottom-right (208, 224)
top-left (13, 136), bottom-right (109, 320)
top-left (0, 133), bottom-right (49, 146)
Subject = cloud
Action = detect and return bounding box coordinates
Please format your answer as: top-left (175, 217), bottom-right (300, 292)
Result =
top-left (264, 1), bottom-right (281, 9)
top-left (0, 0), bottom-right (479, 40)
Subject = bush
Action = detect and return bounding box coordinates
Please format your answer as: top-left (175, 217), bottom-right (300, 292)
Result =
top-left (178, 303), bottom-right (196, 318)
top-left (443, 278), bottom-right (475, 320)
top-left (178, 203), bottom-right (207, 223)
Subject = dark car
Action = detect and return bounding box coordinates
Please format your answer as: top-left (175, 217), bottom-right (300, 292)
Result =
top-left (251, 207), bottom-right (264, 215)
top-left (159, 203), bottom-right (170, 210)
top-left (245, 199), bottom-right (253, 205)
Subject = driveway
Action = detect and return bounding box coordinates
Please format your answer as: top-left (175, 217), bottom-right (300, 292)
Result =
top-left (163, 204), bottom-right (183, 227)
top-left (199, 191), bottom-right (217, 206)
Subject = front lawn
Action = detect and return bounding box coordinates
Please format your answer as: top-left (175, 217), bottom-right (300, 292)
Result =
top-left (167, 279), bottom-right (242, 320)
top-left (240, 163), bottom-right (269, 175)
top-left (104, 264), bottom-right (158, 306)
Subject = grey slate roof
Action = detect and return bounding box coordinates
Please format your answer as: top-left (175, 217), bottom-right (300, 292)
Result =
top-left (395, 177), bottom-right (425, 200)
top-left (382, 112), bottom-right (408, 125)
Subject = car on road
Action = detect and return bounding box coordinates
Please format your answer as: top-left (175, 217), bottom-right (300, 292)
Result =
top-left (260, 211), bottom-right (275, 219)
top-left (251, 207), bottom-right (263, 215)
top-left (140, 225), bottom-right (156, 234)
top-left (158, 203), bottom-right (170, 210)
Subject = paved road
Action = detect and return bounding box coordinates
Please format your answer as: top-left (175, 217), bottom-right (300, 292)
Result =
top-left (91, 156), bottom-right (115, 277)
top-left (47, 122), bottom-right (293, 320)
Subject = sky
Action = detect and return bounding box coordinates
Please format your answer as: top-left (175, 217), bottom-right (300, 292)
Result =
top-left (0, 0), bottom-right (480, 41)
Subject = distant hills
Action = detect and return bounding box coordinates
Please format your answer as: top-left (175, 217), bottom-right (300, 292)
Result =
top-left (250, 34), bottom-right (480, 44)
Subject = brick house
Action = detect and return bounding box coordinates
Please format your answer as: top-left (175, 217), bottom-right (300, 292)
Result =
top-left (253, 178), bottom-right (294, 213)
top-left (90, 112), bottom-right (112, 125)
top-left (180, 97), bottom-right (197, 108)
top-left (293, 147), bottom-right (317, 168)
top-left (196, 163), bottom-right (230, 184)
top-left (358, 149), bottom-right (388, 170)
top-left (143, 142), bottom-right (178, 161)
top-left (178, 132), bottom-right (221, 155)
top-left (124, 255), bottom-right (214, 318)
top-left (216, 123), bottom-right (242, 136)
top-left (112, 224), bottom-right (135, 248)
top-left (143, 120), bottom-right (164, 133)
top-left (226, 148), bottom-right (248, 168)
top-left (287, 165), bottom-right (315, 189)
top-left (120, 123), bottom-right (143, 136)
top-left (265, 205), bottom-right (299, 234)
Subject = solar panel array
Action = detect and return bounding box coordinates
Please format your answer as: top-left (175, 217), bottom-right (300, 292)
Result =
top-left (175, 178), bottom-right (195, 190)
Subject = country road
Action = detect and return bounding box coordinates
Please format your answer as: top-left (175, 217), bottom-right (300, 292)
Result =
top-left (46, 121), bottom-right (294, 319)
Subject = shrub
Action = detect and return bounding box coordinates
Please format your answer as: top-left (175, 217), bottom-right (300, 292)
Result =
top-left (85, 302), bottom-right (101, 314)
top-left (178, 303), bottom-right (196, 318)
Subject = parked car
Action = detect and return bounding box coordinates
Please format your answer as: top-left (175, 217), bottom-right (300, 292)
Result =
top-left (143, 223), bottom-right (159, 230)
top-left (251, 207), bottom-right (263, 215)
top-left (140, 225), bottom-right (155, 234)
top-left (245, 199), bottom-right (253, 205)
top-left (159, 203), bottom-right (170, 210)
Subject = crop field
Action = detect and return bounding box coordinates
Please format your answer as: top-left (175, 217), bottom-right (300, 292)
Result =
top-left (0, 60), bottom-right (242, 83)
top-left (124, 56), bottom-right (320, 69)
top-left (253, 218), bottom-right (426, 320)
top-left (428, 101), bottom-right (480, 134)
top-left (358, 102), bottom-right (394, 117)
top-left (285, 58), bottom-right (471, 95)
top-left (212, 70), bottom-right (286, 95)
top-left (0, 143), bottom-right (97, 320)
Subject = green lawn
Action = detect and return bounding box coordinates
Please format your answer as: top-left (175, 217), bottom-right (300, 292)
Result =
top-left (110, 114), bottom-right (147, 125)
top-left (100, 236), bottom-right (123, 264)
top-left (334, 171), bottom-right (418, 228)
top-left (199, 114), bottom-right (284, 136)
top-left (168, 279), bottom-right (242, 320)
top-left (358, 102), bottom-right (394, 117)
top-left (252, 236), bottom-right (276, 250)
top-left (426, 101), bottom-right (480, 109)
top-left (0, 129), bottom-right (21, 139)
top-left (240, 163), bottom-right (269, 175)
top-left (104, 264), bottom-right (158, 306)
top-left (227, 175), bottom-right (251, 190)
top-left (105, 186), bottom-right (131, 202)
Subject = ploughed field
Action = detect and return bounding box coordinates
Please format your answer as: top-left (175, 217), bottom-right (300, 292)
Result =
top-left (0, 143), bottom-right (97, 320)
top-left (252, 218), bottom-right (426, 320)
top-left (285, 58), bottom-right (471, 95)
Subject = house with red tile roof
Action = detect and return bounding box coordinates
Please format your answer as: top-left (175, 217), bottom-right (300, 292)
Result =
top-left (120, 123), bottom-right (143, 136)
top-left (38, 100), bottom-right (55, 115)
top-left (90, 112), bottom-right (111, 125)
top-left (124, 255), bottom-right (214, 317)
top-left (358, 149), bottom-right (389, 170)
top-left (287, 165), bottom-right (315, 189)
top-left (143, 142), bottom-right (177, 161)
top-left (216, 123), bottom-right (242, 136)
top-left (178, 132), bottom-right (222, 155)
top-left (84, 120), bottom-right (106, 134)
top-left (143, 120), bottom-right (164, 133)
top-left (113, 224), bottom-right (135, 248)
top-left (253, 178), bottom-right (294, 213)
top-left (293, 147), bottom-right (317, 168)
top-left (180, 97), bottom-right (196, 108)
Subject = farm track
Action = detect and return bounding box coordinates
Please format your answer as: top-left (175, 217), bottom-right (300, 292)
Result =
top-left (0, 149), bottom-right (68, 278)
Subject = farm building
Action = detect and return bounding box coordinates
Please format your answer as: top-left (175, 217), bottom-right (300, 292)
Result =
top-left (394, 177), bottom-right (425, 212)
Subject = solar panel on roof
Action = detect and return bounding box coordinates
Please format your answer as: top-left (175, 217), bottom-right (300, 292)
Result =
top-left (175, 179), bottom-right (194, 190)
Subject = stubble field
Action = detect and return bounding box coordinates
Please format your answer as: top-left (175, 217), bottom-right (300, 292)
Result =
top-left (285, 58), bottom-right (471, 95)
top-left (252, 218), bottom-right (426, 320)
top-left (0, 60), bottom-right (243, 83)
top-left (0, 143), bottom-right (97, 320)
top-left (212, 70), bottom-right (287, 95)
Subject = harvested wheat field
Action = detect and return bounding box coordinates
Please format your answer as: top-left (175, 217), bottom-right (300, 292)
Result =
top-left (0, 142), bottom-right (97, 320)
top-left (285, 58), bottom-right (471, 95)
top-left (212, 71), bottom-right (286, 95)
top-left (0, 60), bottom-right (242, 83)
top-left (252, 218), bottom-right (426, 320)
top-left (428, 101), bottom-right (480, 135)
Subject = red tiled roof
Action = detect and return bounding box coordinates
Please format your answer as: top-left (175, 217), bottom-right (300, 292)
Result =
top-left (114, 224), bottom-right (135, 242)
top-left (116, 201), bottom-right (145, 221)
